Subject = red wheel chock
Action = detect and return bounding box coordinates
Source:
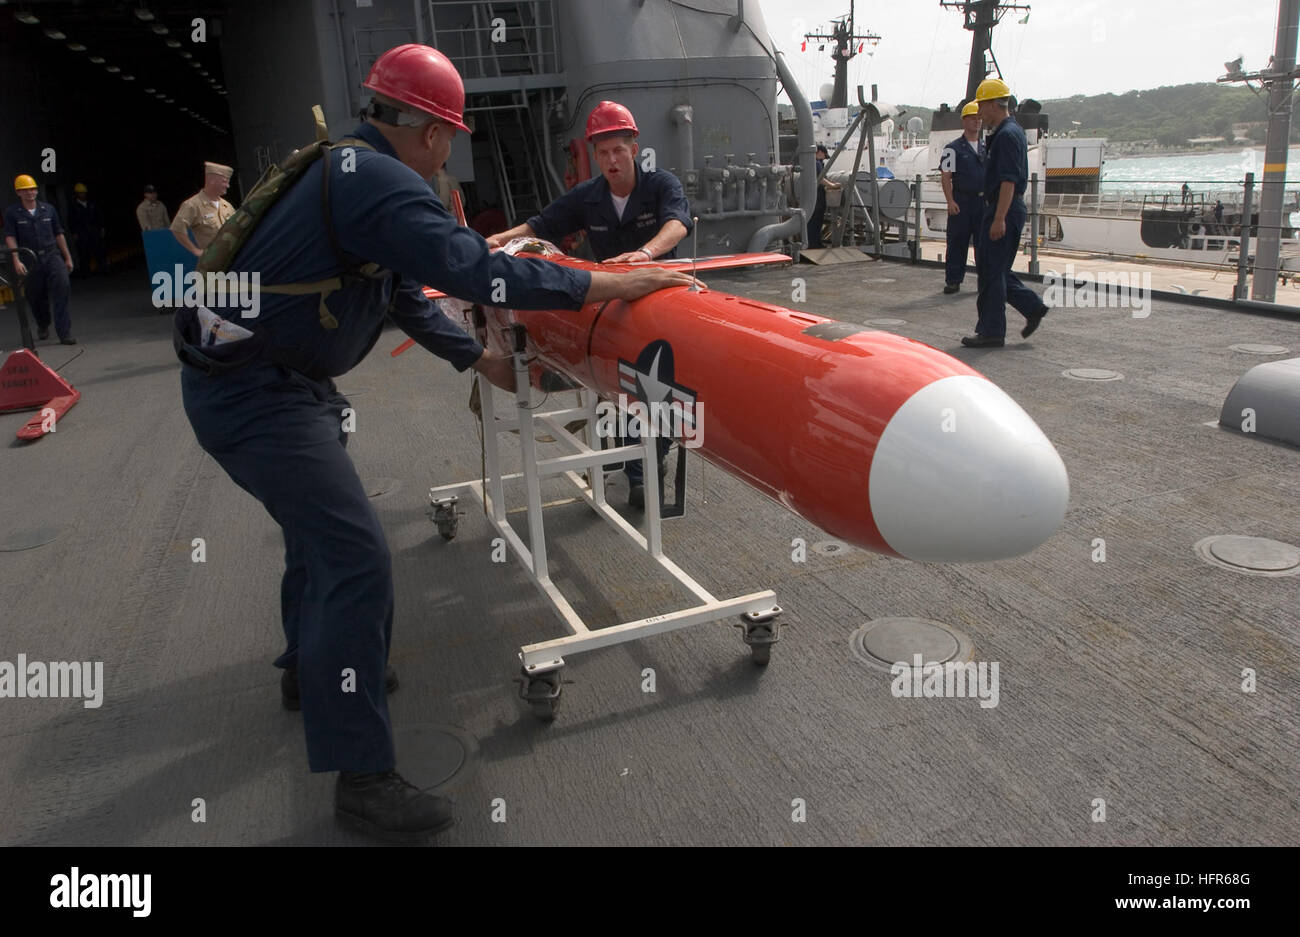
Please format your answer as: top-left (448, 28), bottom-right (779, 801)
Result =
top-left (0, 348), bottom-right (81, 441)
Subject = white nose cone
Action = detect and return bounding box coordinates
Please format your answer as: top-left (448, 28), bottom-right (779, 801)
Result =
top-left (869, 375), bottom-right (1069, 562)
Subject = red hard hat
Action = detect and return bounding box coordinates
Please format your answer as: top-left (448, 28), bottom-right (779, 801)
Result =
top-left (586, 101), bottom-right (638, 142)
top-left (364, 44), bottom-right (470, 133)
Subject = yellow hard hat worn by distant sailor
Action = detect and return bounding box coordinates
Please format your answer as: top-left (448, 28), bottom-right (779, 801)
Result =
top-left (14, 174), bottom-right (37, 191)
top-left (961, 101), bottom-right (979, 118)
top-left (74, 182), bottom-right (88, 194)
top-left (974, 77), bottom-right (1012, 102)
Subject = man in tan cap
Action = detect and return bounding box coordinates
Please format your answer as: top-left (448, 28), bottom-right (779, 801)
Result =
top-left (136, 184), bottom-right (170, 231)
top-left (171, 161), bottom-right (235, 257)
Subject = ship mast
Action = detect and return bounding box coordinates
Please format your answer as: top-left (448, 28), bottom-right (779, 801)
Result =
top-left (803, 1), bottom-right (880, 108)
top-left (1219, 0), bottom-right (1299, 303)
top-left (939, 0), bottom-right (1031, 105)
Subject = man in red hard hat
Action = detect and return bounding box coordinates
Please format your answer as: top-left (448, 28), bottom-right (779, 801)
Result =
top-left (175, 45), bottom-right (700, 843)
top-left (487, 101), bottom-right (691, 507)
top-left (488, 100), bottom-right (692, 265)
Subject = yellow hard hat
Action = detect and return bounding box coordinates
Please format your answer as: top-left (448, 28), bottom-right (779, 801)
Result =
top-left (974, 77), bottom-right (1012, 102)
top-left (14, 174), bottom-right (37, 191)
top-left (74, 182), bottom-right (88, 194)
top-left (961, 101), bottom-right (980, 118)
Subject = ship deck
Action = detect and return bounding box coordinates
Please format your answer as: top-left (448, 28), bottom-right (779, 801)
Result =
top-left (1, 258), bottom-right (1297, 846)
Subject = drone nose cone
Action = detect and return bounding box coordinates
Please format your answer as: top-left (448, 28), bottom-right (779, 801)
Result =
top-left (868, 375), bottom-right (1069, 562)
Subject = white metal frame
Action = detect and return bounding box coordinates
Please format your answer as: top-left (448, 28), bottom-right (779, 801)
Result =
top-left (428, 345), bottom-right (779, 681)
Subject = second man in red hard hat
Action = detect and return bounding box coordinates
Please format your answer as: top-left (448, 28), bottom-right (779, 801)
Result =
top-left (488, 100), bottom-right (691, 506)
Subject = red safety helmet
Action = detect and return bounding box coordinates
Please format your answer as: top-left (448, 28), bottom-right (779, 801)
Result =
top-left (586, 101), bottom-right (638, 142)
top-left (364, 44), bottom-right (470, 133)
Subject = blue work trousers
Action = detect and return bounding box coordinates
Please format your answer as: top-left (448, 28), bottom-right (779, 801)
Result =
top-left (23, 251), bottom-right (72, 339)
top-left (181, 360), bottom-right (396, 773)
top-left (944, 195), bottom-right (982, 286)
top-left (975, 203), bottom-right (1046, 339)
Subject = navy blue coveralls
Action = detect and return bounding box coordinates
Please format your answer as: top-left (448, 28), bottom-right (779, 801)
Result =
top-left (974, 115), bottom-right (1047, 338)
top-left (177, 121), bottom-right (591, 774)
top-left (69, 198), bottom-right (108, 275)
top-left (527, 165), bottom-right (693, 486)
top-left (3, 200), bottom-right (72, 340)
top-left (942, 135), bottom-right (985, 286)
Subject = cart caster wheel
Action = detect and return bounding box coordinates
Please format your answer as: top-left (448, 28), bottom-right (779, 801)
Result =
top-left (530, 695), bottom-right (561, 721)
top-left (518, 667), bottom-right (564, 722)
top-left (735, 606), bottom-right (783, 666)
top-left (429, 496), bottom-right (461, 541)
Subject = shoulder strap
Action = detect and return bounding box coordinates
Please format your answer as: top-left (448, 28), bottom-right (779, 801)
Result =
top-left (255, 136), bottom-right (380, 330)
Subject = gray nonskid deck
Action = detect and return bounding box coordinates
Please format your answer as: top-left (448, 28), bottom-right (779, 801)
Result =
top-left (0, 260), bottom-right (1296, 845)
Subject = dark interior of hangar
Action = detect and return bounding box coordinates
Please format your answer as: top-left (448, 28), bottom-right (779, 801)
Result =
top-left (3, 0), bottom-right (789, 272)
top-left (0, 0), bottom-right (564, 267)
top-left (0, 2), bottom-right (236, 267)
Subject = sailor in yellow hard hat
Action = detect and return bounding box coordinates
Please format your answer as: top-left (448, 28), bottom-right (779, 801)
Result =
top-left (69, 182), bottom-right (109, 276)
top-left (940, 100), bottom-right (986, 294)
top-left (961, 76), bottom-right (1049, 347)
top-left (3, 175), bottom-right (78, 343)
top-left (171, 161), bottom-right (236, 257)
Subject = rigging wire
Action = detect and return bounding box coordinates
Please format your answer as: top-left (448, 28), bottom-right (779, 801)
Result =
top-left (916, 2), bottom-right (944, 108)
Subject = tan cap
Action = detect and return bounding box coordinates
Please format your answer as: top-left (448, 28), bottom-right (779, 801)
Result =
top-left (204, 161), bottom-right (233, 179)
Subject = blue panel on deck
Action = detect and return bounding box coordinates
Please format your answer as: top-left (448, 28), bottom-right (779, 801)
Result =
top-left (143, 229), bottom-right (196, 306)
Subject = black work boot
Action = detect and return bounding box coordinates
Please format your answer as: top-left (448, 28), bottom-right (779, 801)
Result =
top-left (335, 771), bottom-right (455, 842)
top-left (281, 665), bottom-right (399, 710)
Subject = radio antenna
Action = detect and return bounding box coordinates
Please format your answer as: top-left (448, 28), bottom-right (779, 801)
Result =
top-left (689, 216), bottom-right (700, 291)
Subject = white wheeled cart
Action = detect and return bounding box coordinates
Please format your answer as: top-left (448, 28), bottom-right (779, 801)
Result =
top-left (427, 322), bottom-right (783, 720)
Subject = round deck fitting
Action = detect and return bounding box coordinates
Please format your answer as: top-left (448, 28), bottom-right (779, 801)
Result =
top-left (868, 317), bottom-right (906, 326)
top-left (811, 539), bottom-right (850, 556)
top-left (1063, 368), bottom-right (1123, 382)
top-left (1229, 344), bottom-right (1289, 356)
top-left (850, 617), bottom-right (974, 672)
top-left (0, 526), bottom-right (62, 552)
top-left (392, 723), bottom-right (479, 792)
top-left (365, 477), bottom-right (400, 499)
top-left (1194, 535), bottom-right (1300, 577)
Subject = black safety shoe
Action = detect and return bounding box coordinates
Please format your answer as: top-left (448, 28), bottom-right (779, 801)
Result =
top-left (961, 334), bottom-right (1005, 348)
top-left (281, 665), bottom-right (398, 710)
top-left (628, 483), bottom-right (645, 510)
top-left (38, 329), bottom-right (49, 340)
top-left (59, 336), bottom-right (77, 345)
top-left (335, 771), bottom-right (455, 843)
top-left (943, 283), bottom-right (960, 294)
top-left (1021, 308), bottom-right (1047, 339)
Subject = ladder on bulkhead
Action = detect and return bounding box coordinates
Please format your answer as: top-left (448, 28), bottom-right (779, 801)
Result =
top-left (485, 92), bottom-right (548, 226)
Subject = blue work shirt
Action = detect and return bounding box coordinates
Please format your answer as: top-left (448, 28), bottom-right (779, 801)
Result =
top-left (214, 120), bottom-right (592, 379)
top-left (983, 115), bottom-right (1029, 210)
top-left (3, 200), bottom-right (64, 252)
top-left (526, 164), bottom-right (692, 262)
top-left (942, 135), bottom-right (986, 199)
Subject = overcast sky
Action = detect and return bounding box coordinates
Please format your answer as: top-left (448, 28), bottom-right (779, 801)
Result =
top-left (756, 0), bottom-right (1282, 106)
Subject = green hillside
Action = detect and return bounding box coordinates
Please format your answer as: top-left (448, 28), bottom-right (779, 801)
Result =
top-left (896, 83), bottom-right (1288, 145)
top-left (1038, 83), bottom-right (1281, 144)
